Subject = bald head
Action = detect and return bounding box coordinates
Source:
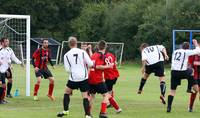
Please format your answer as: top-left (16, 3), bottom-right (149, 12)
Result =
top-left (68, 36), bottom-right (77, 48)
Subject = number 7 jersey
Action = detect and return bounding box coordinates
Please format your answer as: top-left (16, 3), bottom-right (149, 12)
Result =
top-left (171, 47), bottom-right (200, 71)
top-left (64, 48), bottom-right (93, 82)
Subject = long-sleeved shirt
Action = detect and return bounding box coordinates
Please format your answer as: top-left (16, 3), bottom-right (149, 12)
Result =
top-left (0, 47), bottom-right (22, 73)
top-left (64, 48), bottom-right (93, 82)
top-left (171, 47), bottom-right (200, 71)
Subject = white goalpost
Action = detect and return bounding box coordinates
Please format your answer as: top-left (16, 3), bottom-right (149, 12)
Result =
top-left (0, 14), bottom-right (31, 96)
top-left (60, 41), bottom-right (124, 67)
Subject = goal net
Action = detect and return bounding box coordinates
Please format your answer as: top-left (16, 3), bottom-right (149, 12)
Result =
top-left (0, 14), bottom-right (31, 96)
top-left (59, 41), bottom-right (124, 67)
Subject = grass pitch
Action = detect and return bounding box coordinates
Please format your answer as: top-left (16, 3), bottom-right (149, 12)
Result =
top-left (0, 63), bottom-right (200, 118)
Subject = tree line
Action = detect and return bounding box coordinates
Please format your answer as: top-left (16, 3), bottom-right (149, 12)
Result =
top-left (0, 0), bottom-right (200, 60)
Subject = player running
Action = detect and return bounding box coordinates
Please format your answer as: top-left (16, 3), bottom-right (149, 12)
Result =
top-left (89, 40), bottom-right (121, 118)
top-left (138, 43), bottom-right (169, 104)
top-left (167, 39), bottom-right (200, 112)
top-left (57, 37), bottom-right (93, 118)
top-left (188, 53), bottom-right (200, 112)
top-left (0, 37), bottom-right (24, 104)
top-left (104, 52), bottom-right (120, 108)
top-left (32, 39), bottom-right (55, 101)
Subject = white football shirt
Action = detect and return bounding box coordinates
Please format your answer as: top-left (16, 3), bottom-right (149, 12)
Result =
top-left (64, 48), bottom-right (93, 82)
top-left (0, 47), bottom-right (22, 73)
top-left (142, 45), bottom-right (165, 65)
top-left (171, 47), bottom-right (200, 71)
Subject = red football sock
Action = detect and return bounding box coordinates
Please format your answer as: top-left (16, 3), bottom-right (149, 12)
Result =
top-left (0, 87), bottom-right (6, 101)
top-left (109, 97), bottom-right (120, 110)
top-left (100, 102), bottom-right (107, 114)
top-left (189, 93), bottom-right (197, 108)
top-left (34, 84), bottom-right (40, 96)
top-left (48, 83), bottom-right (54, 96)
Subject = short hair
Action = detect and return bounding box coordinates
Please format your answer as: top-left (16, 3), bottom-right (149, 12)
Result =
top-left (182, 42), bottom-right (189, 49)
top-left (68, 36), bottom-right (77, 47)
top-left (42, 38), bottom-right (48, 43)
top-left (0, 37), bottom-right (8, 43)
top-left (140, 43), bottom-right (149, 50)
top-left (98, 40), bottom-right (107, 50)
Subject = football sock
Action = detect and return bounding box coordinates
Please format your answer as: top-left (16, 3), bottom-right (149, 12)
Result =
top-left (139, 78), bottom-right (146, 91)
top-left (48, 83), bottom-right (54, 96)
top-left (0, 87), bottom-right (3, 101)
top-left (63, 94), bottom-right (70, 111)
top-left (187, 76), bottom-right (193, 91)
top-left (189, 93), bottom-right (197, 108)
top-left (167, 95), bottom-right (174, 108)
top-left (83, 98), bottom-right (90, 115)
top-left (160, 81), bottom-right (166, 97)
top-left (109, 97), bottom-right (120, 110)
top-left (34, 84), bottom-right (40, 96)
top-left (7, 82), bottom-right (12, 95)
top-left (100, 102), bottom-right (107, 114)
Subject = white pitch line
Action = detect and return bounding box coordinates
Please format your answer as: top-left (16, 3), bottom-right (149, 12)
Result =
top-left (0, 106), bottom-right (62, 111)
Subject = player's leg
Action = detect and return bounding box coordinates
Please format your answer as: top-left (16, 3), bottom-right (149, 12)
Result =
top-left (0, 73), bottom-right (7, 104)
top-left (138, 73), bottom-right (150, 94)
top-left (33, 69), bottom-right (42, 101)
top-left (6, 68), bottom-right (13, 98)
top-left (188, 84), bottom-right (198, 112)
top-left (186, 69), bottom-right (194, 93)
top-left (57, 86), bottom-right (73, 117)
top-left (80, 80), bottom-right (92, 117)
top-left (159, 76), bottom-right (166, 104)
top-left (47, 77), bottom-right (55, 101)
top-left (167, 89), bottom-right (176, 112)
top-left (100, 92), bottom-right (110, 118)
top-left (43, 68), bottom-right (55, 100)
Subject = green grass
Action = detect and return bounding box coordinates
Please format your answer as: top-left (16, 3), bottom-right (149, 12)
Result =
top-left (0, 63), bottom-right (200, 118)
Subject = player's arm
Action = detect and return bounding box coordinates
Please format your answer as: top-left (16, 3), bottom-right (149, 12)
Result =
top-left (64, 54), bottom-right (70, 73)
top-left (158, 45), bottom-right (169, 61)
top-left (83, 51), bottom-right (94, 67)
top-left (186, 39), bottom-right (200, 56)
top-left (32, 50), bottom-right (39, 72)
top-left (10, 49), bottom-right (23, 67)
top-left (87, 44), bottom-right (93, 57)
top-left (95, 64), bottom-right (114, 70)
top-left (48, 51), bottom-right (54, 69)
top-left (141, 51), bottom-right (147, 74)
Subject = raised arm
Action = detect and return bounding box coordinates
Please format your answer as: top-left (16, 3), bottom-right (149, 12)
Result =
top-left (83, 51), bottom-right (93, 67)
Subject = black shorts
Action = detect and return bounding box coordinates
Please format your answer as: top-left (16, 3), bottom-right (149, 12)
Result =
top-left (35, 68), bottom-right (53, 79)
top-left (171, 70), bottom-right (193, 90)
top-left (105, 78), bottom-right (117, 91)
top-left (5, 68), bottom-right (12, 79)
top-left (89, 82), bottom-right (108, 94)
top-left (145, 61), bottom-right (165, 77)
top-left (0, 72), bottom-right (6, 84)
top-left (66, 79), bottom-right (89, 92)
top-left (193, 79), bottom-right (200, 86)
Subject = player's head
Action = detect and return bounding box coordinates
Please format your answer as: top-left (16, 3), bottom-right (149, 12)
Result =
top-left (68, 36), bottom-right (77, 48)
top-left (98, 40), bottom-right (107, 51)
top-left (81, 42), bottom-right (88, 51)
top-left (140, 43), bottom-right (149, 51)
top-left (1, 37), bottom-right (9, 47)
top-left (182, 42), bottom-right (189, 49)
top-left (42, 38), bottom-right (49, 49)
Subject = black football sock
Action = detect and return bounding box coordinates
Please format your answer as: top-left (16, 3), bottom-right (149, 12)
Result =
top-left (7, 82), bottom-right (12, 95)
top-left (0, 87), bottom-right (3, 96)
top-left (63, 94), bottom-right (70, 111)
top-left (167, 95), bottom-right (174, 108)
top-left (160, 81), bottom-right (166, 97)
top-left (187, 76), bottom-right (193, 92)
top-left (139, 78), bottom-right (146, 91)
top-left (83, 98), bottom-right (90, 116)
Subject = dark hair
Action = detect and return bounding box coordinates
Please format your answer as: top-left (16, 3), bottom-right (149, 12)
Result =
top-left (140, 43), bottom-right (149, 50)
top-left (42, 38), bottom-right (48, 43)
top-left (182, 42), bottom-right (189, 49)
top-left (0, 37), bottom-right (8, 43)
top-left (98, 40), bottom-right (107, 50)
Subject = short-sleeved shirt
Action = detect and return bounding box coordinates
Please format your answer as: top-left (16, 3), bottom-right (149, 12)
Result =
top-left (32, 48), bottom-right (51, 69)
top-left (89, 52), bottom-right (105, 85)
top-left (141, 45), bottom-right (165, 65)
top-left (104, 53), bottom-right (119, 80)
top-left (188, 55), bottom-right (200, 80)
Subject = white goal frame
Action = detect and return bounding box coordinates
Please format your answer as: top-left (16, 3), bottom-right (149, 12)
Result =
top-left (0, 14), bottom-right (31, 96)
top-left (60, 41), bottom-right (124, 67)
